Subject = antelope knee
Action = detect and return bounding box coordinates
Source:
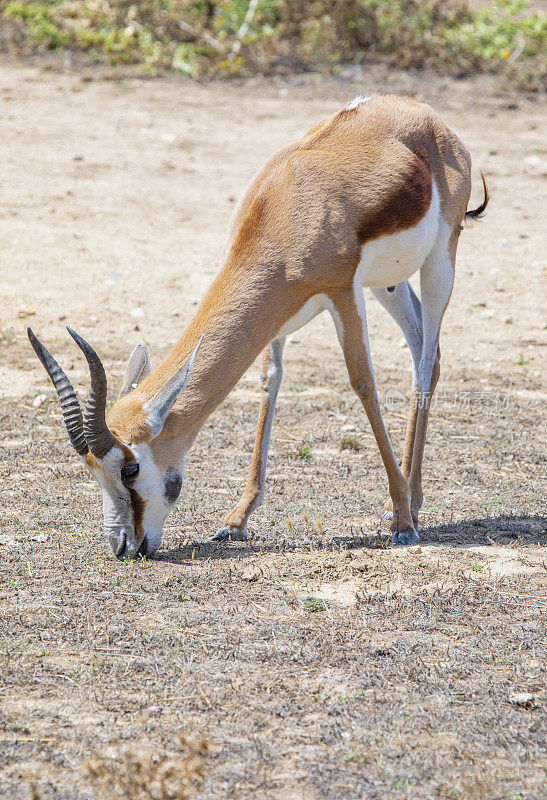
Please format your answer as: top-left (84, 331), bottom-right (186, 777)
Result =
top-left (352, 379), bottom-right (373, 400)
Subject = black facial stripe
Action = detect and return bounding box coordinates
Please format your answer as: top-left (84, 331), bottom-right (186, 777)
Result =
top-left (164, 468), bottom-right (182, 505)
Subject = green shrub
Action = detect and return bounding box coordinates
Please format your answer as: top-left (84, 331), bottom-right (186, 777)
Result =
top-left (1, 0), bottom-right (545, 87)
top-left (4, 1), bottom-right (70, 48)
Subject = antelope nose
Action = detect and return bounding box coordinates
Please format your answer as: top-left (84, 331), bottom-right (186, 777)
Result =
top-left (107, 530), bottom-right (127, 559)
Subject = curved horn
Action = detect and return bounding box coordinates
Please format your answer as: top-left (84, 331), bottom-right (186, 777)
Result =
top-left (67, 327), bottom-right (116, 459)
top-left (27, 328), bottom-right (88, 456)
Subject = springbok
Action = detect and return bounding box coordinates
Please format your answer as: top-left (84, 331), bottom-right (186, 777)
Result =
top-left (29, 94), bottom-right (488, 559)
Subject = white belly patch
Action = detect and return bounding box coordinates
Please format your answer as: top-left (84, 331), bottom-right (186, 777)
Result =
top-left (356, 181), bottom-right (440, 288)
top-left (277, 293), bottom-right (331, 338)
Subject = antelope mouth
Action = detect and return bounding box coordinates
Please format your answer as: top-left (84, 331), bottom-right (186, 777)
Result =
top-left (137, 535), bottom-right (149, 558)
top-left (107, 529), bottom-right (127, 559)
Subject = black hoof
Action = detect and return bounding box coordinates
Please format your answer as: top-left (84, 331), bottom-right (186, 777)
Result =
top-left (390, 527), bottom-right (420, 547)
top-left (211, 526), bottom-right (248, 542)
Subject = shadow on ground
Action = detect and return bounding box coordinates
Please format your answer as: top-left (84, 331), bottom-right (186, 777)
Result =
top-left (155, 514), bottom-right (546, 564)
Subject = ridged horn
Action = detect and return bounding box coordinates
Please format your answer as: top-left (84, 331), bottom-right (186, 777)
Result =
top-left (27, 328), bottom-right (88, 456)
top-left (67, 327), bottom-right (116, 459)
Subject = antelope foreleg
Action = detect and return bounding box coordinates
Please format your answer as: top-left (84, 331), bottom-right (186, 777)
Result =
top-left (212, 338), bottom-right (285, 541)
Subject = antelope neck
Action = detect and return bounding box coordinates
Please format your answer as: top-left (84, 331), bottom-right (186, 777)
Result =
top-left (147, 259), bottom-right (291, 449)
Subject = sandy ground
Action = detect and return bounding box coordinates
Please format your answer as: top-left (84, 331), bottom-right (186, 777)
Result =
top-left (0, 59), bottom-right (546, 799)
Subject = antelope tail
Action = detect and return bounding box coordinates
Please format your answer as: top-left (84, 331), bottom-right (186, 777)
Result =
top-left (465, 171), bottom-right (489, 220)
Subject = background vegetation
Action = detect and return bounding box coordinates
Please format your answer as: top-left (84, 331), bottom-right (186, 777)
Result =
top-left (1, 1), bottom-right (545, 87)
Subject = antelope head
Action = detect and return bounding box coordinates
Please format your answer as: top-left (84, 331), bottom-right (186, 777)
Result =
top-left (28, 327), bottom-right (202, 559)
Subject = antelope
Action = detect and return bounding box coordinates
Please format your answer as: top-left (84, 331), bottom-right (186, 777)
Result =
top-left (29, 94), bottom-right (488, 559)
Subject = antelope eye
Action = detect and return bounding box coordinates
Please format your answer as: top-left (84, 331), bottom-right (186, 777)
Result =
top-left (121, 463), bottom-right (139, 482)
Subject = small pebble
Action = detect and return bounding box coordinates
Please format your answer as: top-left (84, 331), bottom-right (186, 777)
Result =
top-left (523, 155), bottom-right (547, 176)
top-left (32, 394), bottom-right (47, 408)
top-left (242, 567), bottom-right (261, 582)
top-left (509, 692), bottom-right (539, 708)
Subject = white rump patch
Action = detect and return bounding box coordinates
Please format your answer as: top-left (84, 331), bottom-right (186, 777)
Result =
top-left (344, 95), bottom-right (370, 111)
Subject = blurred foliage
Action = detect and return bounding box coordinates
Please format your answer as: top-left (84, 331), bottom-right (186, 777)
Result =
top-left (1, 1), bottom-right (545, 87)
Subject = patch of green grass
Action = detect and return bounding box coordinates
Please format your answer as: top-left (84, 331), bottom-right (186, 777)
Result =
top-left (84, 563), bottom-right (108, 575)
top-left (297, 440), bottom-right (311, 460)
top-left (515, 353), bottom-right (530, 365)
top-left (392, 778), bottom-right (411, 790)
top-left (340, 434), bottom-right (361, 451)
top-left (117, 554), bottom-right (151, 568)
top-left (438, 788), bottom-right (460, 799)
top-left (8, 723), bottom-right (34, 734)
top-left (304, 598), bottom-right (326, 613)
top-left (470, 562), bottom-right (486, 572)
top-left (343, 751), bottom-right (364, 762)
top-left (365, 734), bottom-right (386, 744)
top-left (287, 381), bottom-right (307, 393)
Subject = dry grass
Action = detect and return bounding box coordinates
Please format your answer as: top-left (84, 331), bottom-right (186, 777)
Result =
top-left (84, 735), bottom-right (210, 800)
top-left (1, 386), bottom-right (545, 798)
top-left (0, 62), bottom-right (545, 799)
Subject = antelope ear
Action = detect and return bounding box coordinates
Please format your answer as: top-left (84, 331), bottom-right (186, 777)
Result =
top-left (143, 336), bottom-right (203, 439)
top-left (118, 345), bottom-right (151, 399)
